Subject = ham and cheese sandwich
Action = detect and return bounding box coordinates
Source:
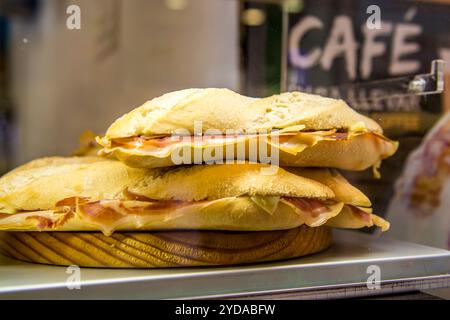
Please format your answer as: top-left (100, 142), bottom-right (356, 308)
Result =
top-left (0, 157), bottom-right (388, 236)
top-left (97, 88), bottom-right (398, 173)
top-left (0, 156), bottom-right (389, 267)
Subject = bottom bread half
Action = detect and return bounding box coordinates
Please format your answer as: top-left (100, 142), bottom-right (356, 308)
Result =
top-left (0, 225), bottom-right (332, 268)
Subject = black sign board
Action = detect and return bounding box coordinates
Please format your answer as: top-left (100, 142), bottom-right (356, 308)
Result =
top-left (287, 0), bottom-right (449, 103)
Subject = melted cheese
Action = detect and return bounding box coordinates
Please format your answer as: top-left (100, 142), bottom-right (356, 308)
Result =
top-left (250, 195), bottom-right (280, 215)
top-left (325, 205), bottom-right (390, 231)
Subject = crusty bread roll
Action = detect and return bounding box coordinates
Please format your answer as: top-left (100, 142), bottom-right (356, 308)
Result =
top-left (97, 88), bottom-right (398, 170)
top-left (102, 88), bottom-right (381, 137)
top-left (0, 226), bottom-right (332, 268)
top-left (0, 157), bottom-right (333, 214)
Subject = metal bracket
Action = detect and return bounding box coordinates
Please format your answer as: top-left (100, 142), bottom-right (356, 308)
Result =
top-left (340, 60), bottom-right (445, 105)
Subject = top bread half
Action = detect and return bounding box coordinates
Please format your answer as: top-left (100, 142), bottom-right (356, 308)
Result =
top-left (101, 88), bottom-right (382, 140)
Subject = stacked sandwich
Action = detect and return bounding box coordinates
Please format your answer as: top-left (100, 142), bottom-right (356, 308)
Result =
top-left (0, 89), bottom-right (398, 268)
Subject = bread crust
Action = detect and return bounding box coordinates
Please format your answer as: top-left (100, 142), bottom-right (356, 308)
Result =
top-left (101, 88), bottom-right (382, 141)
top-left (0, 157), bottom-right (336, 213)
top-left (0, 157), bottom-right (144, 213)
top-left (285, 167), bottom-right (372, 207)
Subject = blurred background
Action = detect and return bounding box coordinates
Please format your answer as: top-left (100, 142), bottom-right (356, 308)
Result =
top-left (0, 0), bottom-right (450, 250)
top-left (0, 0), bottom-right (240, 166)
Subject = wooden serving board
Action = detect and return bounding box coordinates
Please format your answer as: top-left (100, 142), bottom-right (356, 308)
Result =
top-left (0, 226), bottom-right (332, 268)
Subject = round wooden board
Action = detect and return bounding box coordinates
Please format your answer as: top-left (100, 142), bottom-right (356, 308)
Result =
top-left (0, 226), bottom-right (332, 268)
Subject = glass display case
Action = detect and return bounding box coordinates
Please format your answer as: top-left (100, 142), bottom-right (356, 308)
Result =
top-left (0, 0), bottom-right (449, 300)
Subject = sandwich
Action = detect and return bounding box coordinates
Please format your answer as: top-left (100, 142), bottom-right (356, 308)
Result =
top-left (0, 157), bottom-right (388, 268)
top-left (97, 89), bottom-right (398, 174)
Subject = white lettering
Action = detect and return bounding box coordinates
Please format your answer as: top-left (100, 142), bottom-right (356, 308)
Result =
top-left (389, 23), bottom-right (422, 75)
top-left (193, 121), bottom-right (203, 164)
top-left (366, 5), bottom-right (381, 30)
top-left (361, 22), bottom-right (393, 79)
top-left (367, 265), bottom-right (381, 290)
top-left (321, 16), bottom-right (358, 80)
top-left (66, 5), bottom-right (81, 30)
top-left (203, 129), bottom-right (224, 165)
top-left (66, 265), bottom-right (81, 290)
top-left (289, 16), bottom-right (323, 68)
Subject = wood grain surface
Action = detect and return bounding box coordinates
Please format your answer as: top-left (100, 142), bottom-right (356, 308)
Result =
top-left (0, 226), bottom-right (332, 268)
